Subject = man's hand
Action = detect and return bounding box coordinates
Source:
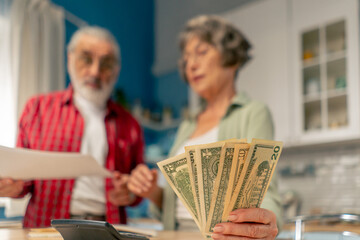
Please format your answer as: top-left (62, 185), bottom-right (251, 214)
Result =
top-left (127, 164), bottom-right (158, 199)
top-left (211, 208), bottom-right (278, 240)
top-left (0, 178), bottom-right (24, 197)
top-left (108, 172), bottom-right (135, 206)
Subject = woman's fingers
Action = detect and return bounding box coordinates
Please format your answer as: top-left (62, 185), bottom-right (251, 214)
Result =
top-left (228, 208), bottom-right (275, 224)
top-left (211, 208), bottom-right (278, 240)
top-left (128, 176), bottom-right (149, 194)
top-left (213, 222), bottom-right (270, 239)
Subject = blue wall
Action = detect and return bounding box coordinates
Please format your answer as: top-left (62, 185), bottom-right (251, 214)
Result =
top-left (52, 0), bottom-right (155, 108)
top-left (154, 70), bottom-right (188, 119)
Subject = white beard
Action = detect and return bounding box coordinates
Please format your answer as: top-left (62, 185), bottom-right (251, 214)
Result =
top-left (69, 65), bottom-right (116, 108)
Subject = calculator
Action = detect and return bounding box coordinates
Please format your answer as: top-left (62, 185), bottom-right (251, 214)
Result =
top-left (51, 219), bottom-right (149, 240)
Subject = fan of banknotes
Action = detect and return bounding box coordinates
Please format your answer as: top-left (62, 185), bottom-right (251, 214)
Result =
top-left (157, 138), bottom-right (283, 238)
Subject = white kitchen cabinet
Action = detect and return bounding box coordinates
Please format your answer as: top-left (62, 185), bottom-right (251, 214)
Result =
top-left (290, 0), bottom-right (360, 145)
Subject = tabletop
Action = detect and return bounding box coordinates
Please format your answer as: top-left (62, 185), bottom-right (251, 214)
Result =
top-left (0, 228), bottom-right (205, 240)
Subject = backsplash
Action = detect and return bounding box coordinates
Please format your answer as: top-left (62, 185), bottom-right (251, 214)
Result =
top-left (277, 142), bottom-right (360, 220)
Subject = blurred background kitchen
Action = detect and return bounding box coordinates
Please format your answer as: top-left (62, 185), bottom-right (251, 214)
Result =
top-left (1, 0), bottom-right (360, 235)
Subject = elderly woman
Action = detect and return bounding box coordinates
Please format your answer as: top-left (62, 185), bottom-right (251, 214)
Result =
top-left (128, 15), bottom-right (282, 239)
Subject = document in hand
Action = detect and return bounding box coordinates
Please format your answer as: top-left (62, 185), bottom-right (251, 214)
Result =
top-left (157, 138), bottom-right (283, 238)
top-left (0, 145), bottom-right (111, 180)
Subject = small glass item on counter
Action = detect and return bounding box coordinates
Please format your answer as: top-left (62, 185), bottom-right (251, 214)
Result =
top-left (162, 107), bottom-right (173, 125)
top-left (181, 105), bottom-right (189, 119)
top-left (142, 109), bottom-right (151, 123)
top-left (132, 99), bottom-right (143, 120)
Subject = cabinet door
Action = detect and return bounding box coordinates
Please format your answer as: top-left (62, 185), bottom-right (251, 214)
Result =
top-left (291, 0), bottom-right (360, 144)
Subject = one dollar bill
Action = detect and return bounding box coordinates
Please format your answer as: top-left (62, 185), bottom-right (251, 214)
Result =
top-left (157, 153), bottom-right (201, 229)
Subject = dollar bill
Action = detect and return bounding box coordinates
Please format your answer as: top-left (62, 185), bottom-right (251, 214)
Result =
top-left (221, 143), bottom-right (250, 220)
top-left (184, 139), bottom-right (246, 232)
top-left (194, 141), bottom-right (225, 224)
top-left (204, 142), bottom-right (237, 236)
top-left (185, 148), bottom-right (202, 227)
top-left (157, 153), bottom-right (201, 229)
top-left (223, 139), bottom-right (283, 221)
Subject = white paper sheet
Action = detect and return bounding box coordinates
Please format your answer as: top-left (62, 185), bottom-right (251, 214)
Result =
top-left (0, 145), bottom-right (112, 180)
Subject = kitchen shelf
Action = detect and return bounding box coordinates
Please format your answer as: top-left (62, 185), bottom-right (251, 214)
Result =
top-left (139, 118), bottom-right (182, 131)
top-left (302, 57), bottom-right (320, 68)
top-left (303, 94), bottom-right (321, 103)
top-left (327, 89), bottom-right (347, 98)
top-left (326, 50), bottom-right (346, 62)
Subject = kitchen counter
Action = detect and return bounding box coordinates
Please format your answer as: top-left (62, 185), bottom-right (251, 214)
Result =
top-left (282, 222), bottom-right (360, 234)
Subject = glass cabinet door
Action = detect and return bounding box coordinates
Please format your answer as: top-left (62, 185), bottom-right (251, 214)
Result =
top-left (301, 19), bottom-right (348, 133)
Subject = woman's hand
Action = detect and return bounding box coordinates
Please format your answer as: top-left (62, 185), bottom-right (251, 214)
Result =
top-left (128, 164), bottom-right (163, 209)
top-left (128, 164), bottom-right (158, 198)
top-left (0, 178), bottom-right (24, 197)
top-left (211, 208), bottom-right (278, 240)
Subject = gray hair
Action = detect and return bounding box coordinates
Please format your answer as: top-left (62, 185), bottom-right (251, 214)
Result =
top-left (178, 15), bottom-right (251, 81)
top-left (67, 26), bottom-right (120, 63)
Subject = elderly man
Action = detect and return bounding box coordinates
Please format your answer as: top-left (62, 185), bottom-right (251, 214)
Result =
top-left (0, 26), bottom-right (144, 228)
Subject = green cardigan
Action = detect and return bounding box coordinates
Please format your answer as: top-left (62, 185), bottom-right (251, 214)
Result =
top-left (151, 92), bottom-right (283, 231)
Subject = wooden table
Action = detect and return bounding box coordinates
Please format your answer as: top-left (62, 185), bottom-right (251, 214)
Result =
top-left (0, 228), bottom-right (205, 240)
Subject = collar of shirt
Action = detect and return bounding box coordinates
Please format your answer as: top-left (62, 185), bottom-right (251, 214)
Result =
top-left (189, 91), bottom-right (252, 120)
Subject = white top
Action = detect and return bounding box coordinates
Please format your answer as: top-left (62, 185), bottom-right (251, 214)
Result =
top-left (173, 126), bottom-right (219, 220)
top-left (70, 94), bottom-right (108, 215)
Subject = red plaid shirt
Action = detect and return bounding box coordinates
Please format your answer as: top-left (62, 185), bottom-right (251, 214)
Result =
top-left (16, 86), bottom-right (144, 228)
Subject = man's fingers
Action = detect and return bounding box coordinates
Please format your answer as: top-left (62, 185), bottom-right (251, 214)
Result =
top-left (112, 171), bottom-right (121, 179)
top-left (0, 178), bottom-right (13, 188)
top-left (0, 187), bottom-right (14, 196)
top-left (118, 174), bottom-right (129, 185)
top-left (0, 179), bottom-right (24, 197)
top-left (108, 190), bottom-right (132, 206)
top-left (0, 186), bottom-right (20, 197)
top-left (112, 172), bottom-right (130, 189)
top-left (228, 208), bottom-right (275, 224)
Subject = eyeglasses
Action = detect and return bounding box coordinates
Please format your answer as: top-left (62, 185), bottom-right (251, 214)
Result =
top-left (184, 49), bottom-right (208, 63)
top-left (76, 52), bottom-right (118, 73)
top-left (182, 44), bottom-right (211, 69)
